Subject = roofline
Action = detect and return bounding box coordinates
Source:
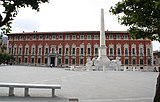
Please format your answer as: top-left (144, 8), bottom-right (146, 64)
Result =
top-left (7, 31), bottom-right (129, 35)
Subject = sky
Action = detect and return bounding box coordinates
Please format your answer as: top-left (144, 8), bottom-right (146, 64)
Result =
top-left (1, 0), bottom-right (160, 51)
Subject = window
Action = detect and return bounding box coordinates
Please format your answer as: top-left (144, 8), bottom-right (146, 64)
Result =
top-left (59, 48), bottom-right (62, 54)
top-left (117, 48), bottom-right (121, 56)
top-left (140, 48), bottom-right (143, 56)
top-left (94, 35), bottom-right (99, 40)
top-left (65, 48), bottom-right (69, 55)
top-left (87, 35), bottom-right (91, 40)
top-left (9, 36), bottom-right (13, 40)
top-left (140, 59), bottom-right (143, 65)
top-left (39, 35), bottom-right (43, 40)
top-left (14, 48), bottom-right (17, 55)
top-left (58, 59), bottom-right (61, 65)
top-left (132, 48), bottom-right (136, 55)
top-left (147, 48), bottom-right (150, 56)
top-left (52, 35), bottom-right (56, 39)
top-left (38, 58), bottom-right (41, 64)
top-left (32, 48), bottom-right (35, 55)
top-left (110, 48), bottom-right (113, 55)
top-left (154, 61), bottom-right (156, 64)
top-left (65, 59), bottom-right (68, 64)
top-left (32, 35), bottom-right (36, 40)
top-left (140, 67), bottom-right (143, 69)
top-left (132, 59), bottom-right (136, 65)
top-left (25, 48), bottom-right (28, 55)
top-left (87, 48), bottom-right (91, 55)
top-left (72, 48), bottom-right (75, 55)
top-left (31, 58), bottom-right (34, 63)
top-left (124, 35), bottom-right (128, 39)
top-left (59, 35), bottom-right (63, 40)
top-left (51, 48), bottom-right (55, 54)
top-left (15, 36), bottom-right (18, 40)
top-left (125, 48), bottom-right (128, 55)
top-left (45, 48), bottom-right (48, 54)
top-left (72, 35), bottom-right (76, 40)
top-left (9, 48), bottom-right (12, 54)
top-left (109, 35), bottom-right (114, 39)
top-left (80, 35), bottom-right (84, 40)
top-left (20, 36), bottom-right (23, 40)
top-left (25, 58), bottom-right (28, 63)
top-left (80, 59), bottom-right (83, 64)
top-left (80, 48), bottom-right (83, 55)
top-left (26, 36), bottom-right (30, 40)
top-left (46, 35), bottom-right (49, 40)
top-left (38, 48), bottom-right (42, 55)
top-left (72, 59), bottom-right (75, 64)
top-left (116, 35), bottom-right (121, 39)
top-left (18, 58), bottom-right (21, 63)
top-left (65, 35), bottom-right (70, 40)
top-left (23, 36), bottom-right (26, 40)
top-left (125, 59), bottom-right (129, 65)
top-left (95, 48), bottom-right (98, 55)
top-left (19, 48), bottom-right (22, 55)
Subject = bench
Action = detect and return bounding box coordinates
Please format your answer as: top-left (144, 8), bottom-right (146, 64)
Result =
top-left (0, 82), bottom-right (61, 97)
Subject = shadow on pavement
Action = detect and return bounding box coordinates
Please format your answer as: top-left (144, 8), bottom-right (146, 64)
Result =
top-left (0, 96), bottom-right (69, 102)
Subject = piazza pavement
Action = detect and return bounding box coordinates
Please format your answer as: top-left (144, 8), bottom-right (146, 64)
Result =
top-left (0, 65), bottom-right (158, 102)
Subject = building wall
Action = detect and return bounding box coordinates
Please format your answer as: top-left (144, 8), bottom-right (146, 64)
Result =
top-left (7, 31), bottom-right (153, 71)
top-left (153, 51), bottom-right (160, 72)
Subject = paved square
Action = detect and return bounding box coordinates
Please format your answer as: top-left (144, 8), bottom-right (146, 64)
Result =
top-left (0, 66), bottom-right (158, 102)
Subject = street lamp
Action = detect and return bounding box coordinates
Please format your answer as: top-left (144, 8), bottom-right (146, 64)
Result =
top-left (0, 34), bottom-right (2, 57)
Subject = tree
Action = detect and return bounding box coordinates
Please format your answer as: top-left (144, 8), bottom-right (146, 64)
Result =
top-left (110, 0), bottom-right (160, 41)
top-left (110, 0), bottom-right (160, 102)
top-left (0, 0), bottom-right (49, 34)
top-left (0, 53), bottom-right (11, 64)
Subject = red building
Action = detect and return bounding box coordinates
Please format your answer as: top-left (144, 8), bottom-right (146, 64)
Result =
top-left (7, 31), bottom-right (153, 71)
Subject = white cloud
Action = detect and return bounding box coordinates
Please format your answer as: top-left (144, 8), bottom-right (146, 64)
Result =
top-left (12, 0), bottom-right (128, 32)
top-left (10, 0), bottom-right (160, 50)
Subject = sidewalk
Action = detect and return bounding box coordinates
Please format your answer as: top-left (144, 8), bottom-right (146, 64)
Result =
top-left (0, 66), bottom-right (158, 102)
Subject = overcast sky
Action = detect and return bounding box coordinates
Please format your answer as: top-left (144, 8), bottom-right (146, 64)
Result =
top-left (3, 0), bottom-right (160, 51)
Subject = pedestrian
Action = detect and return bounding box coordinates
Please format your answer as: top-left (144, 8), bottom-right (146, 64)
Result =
top-left (50, 64), bottom-right (53, 68)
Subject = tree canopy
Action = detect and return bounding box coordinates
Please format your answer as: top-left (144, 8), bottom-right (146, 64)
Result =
top-left (0, 0), bottom-right (49, 34)
top-left (110, 0), bottom-right (160, 41)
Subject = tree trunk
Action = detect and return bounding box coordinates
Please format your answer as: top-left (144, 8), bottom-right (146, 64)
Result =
top-left (158, 26), bottom-right (160, 40)
top-left (153, 72), bottom-right (160, 102)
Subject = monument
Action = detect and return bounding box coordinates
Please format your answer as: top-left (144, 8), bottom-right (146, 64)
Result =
top-left (95, 8), bottom-right (110, 71)
top-left (86, 9), bottom-right (121, 71)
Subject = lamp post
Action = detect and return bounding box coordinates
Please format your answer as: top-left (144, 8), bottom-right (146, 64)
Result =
top-left (10, 35), bottom-right (14, 65)
top-left (0, 34), bottom-right (2, 53)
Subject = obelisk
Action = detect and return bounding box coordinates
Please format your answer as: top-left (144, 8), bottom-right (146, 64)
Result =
top-left (97, 8), bottom-right (110, 71)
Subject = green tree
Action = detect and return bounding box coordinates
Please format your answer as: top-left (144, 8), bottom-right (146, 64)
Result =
top-left (0, 52), bottom-right (11, 64)
top-left (110, 0), bottom-right (160, 102)
top-left (0, 0), bottom-right (49, 34)
top-left (110, 0), bottom-right (160, 41)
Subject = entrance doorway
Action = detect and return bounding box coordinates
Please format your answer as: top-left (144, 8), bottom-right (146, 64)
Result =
top-left (50, 57), bottom-right (55, 67)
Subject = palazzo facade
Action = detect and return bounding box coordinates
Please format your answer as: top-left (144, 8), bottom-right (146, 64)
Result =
top-left (7, 31), bottom-right (153, 71)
